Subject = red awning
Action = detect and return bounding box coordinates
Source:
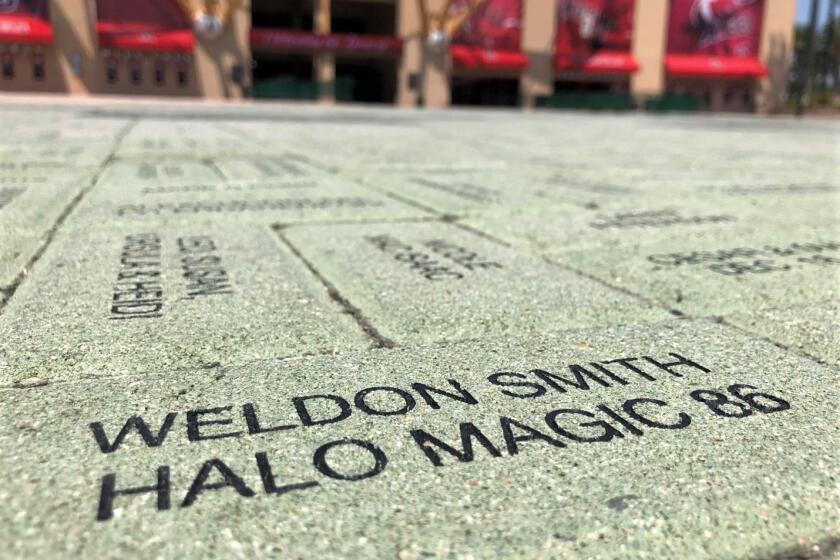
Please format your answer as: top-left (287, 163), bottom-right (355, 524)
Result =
top-left (97, 23), bottom-right (194, 53)
top-left (450, 45), bottom-right (528, 71)
top-left (95, 0), bottom-right (194, 53)
top-left (0, 0), bottom-right (53, 45)
top-left (250, 29), bottom-right (402, 56)
top-left (555, 51), bottom-right (639, 75)
top-left (0, 15), bottom-right (53, 45)
top-left (665, 55), bottom-right (767, 79)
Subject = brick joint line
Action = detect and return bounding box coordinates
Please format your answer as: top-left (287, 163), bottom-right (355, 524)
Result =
top-left (273, 225), bottom-right (397, 350)
top-left (0, 118), bottom-right (138, 314)
top-left (453, 217), bottom-right (838, 373)
top-left (716, 316), bottom-right (835, 370)
top-left (368, 185), bottom-right (443, 216)
top-left (202, 157), bottom-right (228, 181)
top-left (448, 215), bottom-right (688, 318)
top-left (447, 219), bottom-right (514, 248)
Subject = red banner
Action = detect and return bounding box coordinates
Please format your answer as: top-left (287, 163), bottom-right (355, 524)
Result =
top-left (95, 0), bottom-right (190, 31)
top-left (449, 0), bottom-right (527, 70)
top-left (250, 29), bottom-right (402, 56)
top-left (95, 0), bottom-right (194, 52)
top-left (667, 0), bottom-right (764, 57)
top-left (554, 0), bottom-right (637, 73)
top-left (451, 0), bottom-right (523, 53)
top-left (0, 0), bottom-right (53, 44)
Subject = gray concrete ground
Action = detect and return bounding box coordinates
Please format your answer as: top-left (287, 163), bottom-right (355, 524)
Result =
top-left (0, 98), bottom-right (838, 559)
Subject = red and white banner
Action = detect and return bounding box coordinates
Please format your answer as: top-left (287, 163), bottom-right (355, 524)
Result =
top-left (451, 0), bottom-right (523, 53)
top-left (450, 0), bottom-right (527, 70)
top-left (0, 0), bottom-right (48, 20)
top-left (666, 0), bottom-right (766, 78)
top-left (0, 0), bottom-right (52, 45)
top-left (554, 0), bottom-right (638, 73)
top-left (95, 0), bottom-right (194, 53)
top-left (250, 29), bottom-right (402, 56)
top-left (667, 0), bottom-right (764, 57)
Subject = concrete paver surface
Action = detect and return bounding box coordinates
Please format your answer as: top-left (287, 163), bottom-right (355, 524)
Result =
top-left (0, 99), bottom-right (838, 559)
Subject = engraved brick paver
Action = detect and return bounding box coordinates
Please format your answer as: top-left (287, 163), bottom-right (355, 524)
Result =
top-left (76, 169), bottom-right (431, 226)
top-left (461, 193), bottom-right (840, 253)
top-left (0, 321), bottom-right (837, 558)
top-left (283, 220), bottom-right (673, 343)
top-left (0, 99), bottom-right (837, 559)
top-left (0, 169), bottom-right (98, 286)
top-left (554, 223), bottom-right (839, 316)
top-left (0, 221), bottom-right (370, 384)
top-left (726, 301), bottom-right (840, 366)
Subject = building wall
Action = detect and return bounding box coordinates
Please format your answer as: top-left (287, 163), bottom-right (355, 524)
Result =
top-left (630, 0), bottom-right (668, 101)
top-left (756, 0), bottom-right (797, 113)
top-left (90, 0), bottom-right (250, 99)
top-left (0, 0), bottom-right (797, 112)
top-left (394, 0), bottom-right (796, 113)
top-left (0, 0), bottom-right (250, 99)
top-left (520, 0), bottom-right (556, 109)
top-left (0, 0), bottom-right (93, 95)
top-left (396, 0), bottom-right (421, 106)
top-left (401, 0), bottom-right (451, 108)
top-left (200, 0), bottom-right (250, 100)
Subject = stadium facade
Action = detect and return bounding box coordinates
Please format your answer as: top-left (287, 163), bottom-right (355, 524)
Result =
top-left (0, 0), bottom-right (796, 112)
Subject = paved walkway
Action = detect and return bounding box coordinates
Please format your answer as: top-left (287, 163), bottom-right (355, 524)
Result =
top-left (0, 99), bottom-right (838, 559)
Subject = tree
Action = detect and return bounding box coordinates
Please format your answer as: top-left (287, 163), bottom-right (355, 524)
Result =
top-left (791, 0), bottom-right (840, 110)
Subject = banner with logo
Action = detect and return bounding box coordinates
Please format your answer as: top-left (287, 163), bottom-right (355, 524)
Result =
top-left (451, 0), bottom-right (522, 53)
top-left (555, 0), bottom-right (635, 62)
top-left (0, 0), bottom-right (47, 18)
top-left (0, 0), bottom-right (52, 45)
top-left (250, 29), bottom-right (402, 56)
top-left (667, 0), bottom-right (764, 57)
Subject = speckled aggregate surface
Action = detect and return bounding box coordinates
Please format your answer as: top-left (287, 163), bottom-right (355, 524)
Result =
top-left (283, 221), bottom-right (673, 343)
top-left (726, 301), bottom-right (840, 367)
top-left (554, 223), bottom-right (839, 316)
top-left (0, 100), bottom-right (837, 560)
top-left (462, 193), bottom-right (840, 253)
top-left (76, 162), bottom-right (431, 227)
top-left (0, 167), bottom-right (96, 285)
top-left (0, 220), bottom-right (370, 383)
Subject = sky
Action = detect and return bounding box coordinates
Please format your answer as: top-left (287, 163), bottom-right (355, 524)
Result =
top-left (796, 0), bottom-right (834, 25)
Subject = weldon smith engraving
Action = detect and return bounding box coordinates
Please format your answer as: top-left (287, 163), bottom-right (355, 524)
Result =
top-left (87, 352), bottom-right (790, 521)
